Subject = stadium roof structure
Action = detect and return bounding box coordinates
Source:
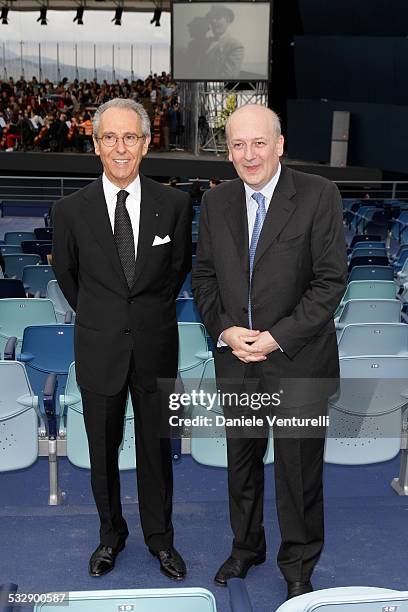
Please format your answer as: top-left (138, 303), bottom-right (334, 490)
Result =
top-left (0, 0), bottom-right (170, 12)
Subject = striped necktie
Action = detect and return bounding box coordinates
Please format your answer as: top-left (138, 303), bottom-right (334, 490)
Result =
top-left (248, 191), bottom-right (267, 328)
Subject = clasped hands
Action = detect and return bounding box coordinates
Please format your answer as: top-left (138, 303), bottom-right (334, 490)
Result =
top-left (221, 326), bottom-right (280, 363)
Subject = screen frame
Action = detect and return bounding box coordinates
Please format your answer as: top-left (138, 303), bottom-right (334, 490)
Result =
top-left (170, 0), bottom-right (273, 82)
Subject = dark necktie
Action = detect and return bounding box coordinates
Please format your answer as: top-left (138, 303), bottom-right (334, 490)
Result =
top-left (114, 189), bottom-right (135, 288)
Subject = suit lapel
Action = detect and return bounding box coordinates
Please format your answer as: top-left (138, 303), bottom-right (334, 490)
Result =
top-left (224, 180), bottom-right (250, 275)
top-left (253, 166), bottom-right (297, 268)
top-left (131, 174), bottom-right (162, 289)
top-left (82, 177), bottom-right (129, 290)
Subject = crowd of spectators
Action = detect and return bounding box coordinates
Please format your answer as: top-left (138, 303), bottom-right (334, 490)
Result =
top-left (0, 72), bottom-right (183, 153)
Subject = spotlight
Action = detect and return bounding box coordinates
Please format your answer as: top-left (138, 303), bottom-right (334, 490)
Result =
top-left (112, 7), bottom-right (122, 25)
top-left (150, 7), bottom-right (161, 26)
top-left (73, 7), bottom-right (84, 24)
top-left (1, 7), bottom-right (9, 24)
top-left (37, 7), bottom-right (48, 25)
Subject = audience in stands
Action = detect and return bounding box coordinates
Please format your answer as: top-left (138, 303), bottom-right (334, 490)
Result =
top-left (209, 176), bottom-right (221, 188)
top-left (0, 73), bottom-right (183, 153)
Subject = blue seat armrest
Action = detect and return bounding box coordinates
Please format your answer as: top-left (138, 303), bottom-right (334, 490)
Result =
top-left (4, 336), bottom-right (17, 360)
top-left (43, 373), bottom-right (58, 440)
top-left (228, 578), bottom-right (254, 612)
top-left (64, 310), bottom-right (73, 324)
top-left (18, 351), bottom-right (35, 363)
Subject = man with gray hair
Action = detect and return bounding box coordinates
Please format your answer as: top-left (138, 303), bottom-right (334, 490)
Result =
top-left (52, 98), bottom-right (191, 580)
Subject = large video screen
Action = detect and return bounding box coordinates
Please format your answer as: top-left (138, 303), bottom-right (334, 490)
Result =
top-left (172, 2), bottom-right (271, 81)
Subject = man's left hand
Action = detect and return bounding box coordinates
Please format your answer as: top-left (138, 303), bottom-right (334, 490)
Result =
top-left (246, 331), bottom-right (280, 355)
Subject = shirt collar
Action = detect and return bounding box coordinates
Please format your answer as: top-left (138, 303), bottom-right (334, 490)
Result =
top-left (102, 172), bottom-right (141, 203)
top-left (244, 162), bottom-right (281, 203)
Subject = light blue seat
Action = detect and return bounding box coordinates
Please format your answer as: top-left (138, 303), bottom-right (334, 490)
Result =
top-left (4, 231), bottom-right (35, 246)
top-left (348, 266), bottom-right (394, 282)
top-left (190, 358), bottom-right (274, 467)
top-left (0, 360), bottom-right (39, 471)
top-left (2, 253), bottom-right (41, 280)
top-left (0, 298), bottom-right (57, 358)
top-left (176, 297), bottom-right (202, 322)
top-left (275, 586), bottom-right (406, 612)
top-left (0, 244), bottom-right (22, 255)
top-left (325, 356), bottom-right (408, 464)
top-left (61, 362), bottom-right (136, 469)
top-left (34, 588), bottom-right (217, 612)
top-left (46, 279), bottom-right (75, 323)
top-left (22, 265), bottom-right (56, 297)
top-left (178, 322), bottom-right (211, 396)
top-left (335, 299), bottom-right (401, 331)
top-left (335, 280), bottom-right (397, 317)
top-left (338, 323), bottom-right (408, 357)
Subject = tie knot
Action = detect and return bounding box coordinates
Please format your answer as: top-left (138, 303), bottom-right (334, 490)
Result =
top-left (251, 192), bottom-right (266, 209)
top-left (116, 190), bottom-right (129, 206)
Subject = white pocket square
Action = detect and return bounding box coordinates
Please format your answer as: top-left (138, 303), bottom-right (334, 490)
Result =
top-left (152, 234), bottom-right (171, 246)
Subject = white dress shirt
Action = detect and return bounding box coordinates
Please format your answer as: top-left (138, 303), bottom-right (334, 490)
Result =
top-left (102, 172), bottom-right (141, 257)
top-left (218, 163), bottom-right (283, 349)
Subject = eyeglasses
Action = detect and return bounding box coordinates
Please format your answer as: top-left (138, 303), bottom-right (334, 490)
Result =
top-left (98, 133), bottom-right (145, 147)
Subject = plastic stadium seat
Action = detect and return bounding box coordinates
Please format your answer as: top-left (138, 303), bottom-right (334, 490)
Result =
top-left (2, 254), bottom-right (41, 280)
top-left (22, 265), bottom-right (56, 297)
top-left (4, 231), bottom-right (35, 246)
top-left (0, 278), bottom-right (26, 298)
top-left (0, 298), bottom-right (57, 358)
top-left (0, 244), bottom-right (22, 255)
top-left (335, 298), bottom-right (401, 330)
top-left (336, 280), bottom-right (396, 316)
top-left (325, 356), bottom-right (408, 464)
top-left (34, 227), bottom-right (53, 241)
top-left (275, 586), bottom-right (406, 612)
top-left (33, 588), bottom-right (218, 612)
top-left (21, 240), bottom-right (52, 260)
top-left (350, 247), bottom-right (387, 259)
top-left (352, 241), bottom-right (386, 250)
top-left (176, 297), bottom-right (202, 322)
top-left (349, 234), bottom-right (382, 248)
top-left (338, 323), bottom-right (408, 357)
top-left (178, 322), bottom-right (211, 395)
top-left (348, 255), bottom-right (389, 272)
top-left (46, 280), bottom-right (75, 323)
top-left (0, 360), bottom-right (39, 471)
top-left (61, 362), bottom-right (136, 469)
top-left (190, 358), bottom-right (274, 467)
top-left (348, 265), bottom-right (394, 281)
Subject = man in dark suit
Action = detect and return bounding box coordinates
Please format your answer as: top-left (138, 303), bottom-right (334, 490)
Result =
top-left (192, 104), bottom-right (347, 600)
top-left (52, 98), bottom-right (191, 580)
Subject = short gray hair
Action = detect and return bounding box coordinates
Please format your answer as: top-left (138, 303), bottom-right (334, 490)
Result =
top-left (225, 104), bottom-right (281, 141)
top-left (93, 98), bottom-right (151, 138)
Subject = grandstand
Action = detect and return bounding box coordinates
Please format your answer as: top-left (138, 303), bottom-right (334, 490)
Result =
top-left (2, 1), bottom-right (408, 612)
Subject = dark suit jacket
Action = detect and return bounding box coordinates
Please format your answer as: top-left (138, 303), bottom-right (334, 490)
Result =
top-left (192, 166), bottom-right (348, 404)
top-left (52, 174), bottom-right (192, 396)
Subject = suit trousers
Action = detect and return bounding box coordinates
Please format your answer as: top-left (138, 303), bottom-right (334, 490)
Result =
top-left (222, 362), bottom-right (327, 583)
top-left (81, 352), bottom-right (174, 552)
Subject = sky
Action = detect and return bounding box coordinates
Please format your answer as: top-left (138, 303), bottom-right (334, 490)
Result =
top-left (0, 9), bottom-right (171, 45)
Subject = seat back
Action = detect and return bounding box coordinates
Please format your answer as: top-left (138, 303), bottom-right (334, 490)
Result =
top-left (62, 363), bottom-right (136, 470)
top-left (4, 231), bottom-right (35, 246)
top-left (349, 255), bottom-right (389, 271)
top-left (350, 234), bottom-right (382, 248)
top-left (338, 299), bottom-right (401, 326)
top-left (0, 360), bottom-right (39, 471)
top-left (352, 241), bottom-right (386, 250)
top-left (176, 297), bottom-right (202, 323)
top-left (34, 227), bottom-right (53, 241)
top-left (275, 586), bottom-right (406, 612)
top-left (348, 265), bottom-right (394, 281)
top-left (325, 356), bottom-right (408, 464)
top-left (190, 358), bottom-right (274, 467)
top-left (178, 322), bottom-right (209, 393)
top-left (351, 247), bottom-right (387, 259)
top-left (46, 280), bottom-right (74, 322)
top-left (33, 588), bottom-right (217, 612)
top-left (340, 280), bottom-right (396, 305)
top-left (22, 265), bottom-right (56, 297)
top-left (338, 323), bottom-right (408, 357)
top-left (0, 278), bottom-right (26, 298)
top-left (0, 298), bottom-right (57, 357)
top-left (0, 244), bottom-right (22, 255)
top-left (2, 254), bottom-right (41, 280)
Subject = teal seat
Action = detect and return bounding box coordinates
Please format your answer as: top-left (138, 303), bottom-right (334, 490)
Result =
top-left (23, 265), bottom-right (56, 297)
top-left (1, 244), bottom-right (23, 255)
top-left (178, 322), bottom-right (211, 395)
top-left (4, 231), bottom-right (35, 246)
top-left (61, 362), bottom-right (136, 469)
top-left (46, 280), bottom-right (75, 323)
top-left (0, 360), bottom-right (39, 471)
top-left (335, 299), bottom-right (401, 331)
top-left (34, 588), bottom-right (217, 612)
top-left (190, 358), bottom-right (274, 467)
top-left (325, 356), bottom-right (408, 465)
top-left (2, 253), bottom-right (41, 280)
top-left (0, 298), bottom-right (57, 358)
top-left (335, 280), bottom-right (397, 317)
top-left (338, 323), bottom-right (408, 357)
top-left (275, 586), bottom-right (406, 612)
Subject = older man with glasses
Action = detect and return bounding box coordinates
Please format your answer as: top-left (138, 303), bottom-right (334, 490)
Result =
top-left (52, 98), bottom-right (191, 580)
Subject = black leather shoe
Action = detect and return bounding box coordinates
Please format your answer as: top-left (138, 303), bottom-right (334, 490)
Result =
top-left (149, 547), bottom-right (187, 580)
top-left (89, 542), bottom-right (125, 577)
top-left (286, 581), bottom-right (313, 600)
top-left (214, 554), bottom-right (266, 586)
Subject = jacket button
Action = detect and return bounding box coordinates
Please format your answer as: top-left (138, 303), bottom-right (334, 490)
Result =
top-left (124, 328), bottom-right (131, 334)
top-left (127, 298), bottom-right (134, 304)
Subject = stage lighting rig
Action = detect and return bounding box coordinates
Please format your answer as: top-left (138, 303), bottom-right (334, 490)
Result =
top-left (74, 6), bottom-right (84, 24)
top-left (37, 7), bottom-right (48, 25)
top-left (1, 6), bottom-right (9, 24)
top-left (112, 6), bottom-right (123, 25)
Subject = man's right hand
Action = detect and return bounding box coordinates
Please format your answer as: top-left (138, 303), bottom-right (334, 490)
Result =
top-left (221, 326), bottom-right (267, 363)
